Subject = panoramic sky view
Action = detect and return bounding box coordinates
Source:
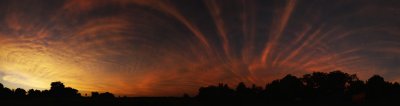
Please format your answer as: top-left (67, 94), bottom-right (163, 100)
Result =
top-left (0, 0), bottom-right (399, 96)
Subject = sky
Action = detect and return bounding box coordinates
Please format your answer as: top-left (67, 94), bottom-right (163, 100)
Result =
top-left (0, 0), bottom-right (400, 96)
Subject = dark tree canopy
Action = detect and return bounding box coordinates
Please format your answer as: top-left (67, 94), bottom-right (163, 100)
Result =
top-left (198, 71), bottom-right (400, 105)
top-left (91, 92), bottom-right (115, 99)
top-left (0, 81), bottom-right (115, 99)
top-left (49, 81), bottom-right (80, 98)
top-left (0, 71), bottom-right (399, 106)
top-left (14, 88), bottom-right (26, 97)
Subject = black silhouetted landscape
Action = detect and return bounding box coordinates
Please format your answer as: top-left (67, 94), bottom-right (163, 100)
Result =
top-left (1, 71), bottom-right (400, 106)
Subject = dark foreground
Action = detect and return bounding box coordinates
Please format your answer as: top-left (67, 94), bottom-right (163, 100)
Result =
top-left (2, 71), bottom-right (400, 106)
top-left (0, 97), bottom-right (398, 106)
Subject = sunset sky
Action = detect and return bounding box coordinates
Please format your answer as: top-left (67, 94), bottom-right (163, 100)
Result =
top-left (0, 0), bottom-right (400, 96)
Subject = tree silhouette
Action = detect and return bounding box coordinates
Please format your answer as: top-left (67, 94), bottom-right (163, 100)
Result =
top-left (236, 82), bottom-right (251, 98)
top-left (0, 87), bottom-right (13, 98)
top-left (0, 81), bottom-right (117, 105)
top-left (27, 89), bottom-right (42, 97)
top-left (0, 71), bottom-right (400, 105)
top-left (91, 92), bottom-right (100, 98)
top-left (264, 74), bottom-right (304, 103)
top-left (49, 81), bottom-right (80, 98)
top-left (99, 92), bottom-right (115, 99)
top-left (51, 81), bottom-right (65, 90)
top-left (91, 92), bottom-right (115, 99)
top-left (347, 79), bottom-right (366, 103)
top-left (196, 70), bottom-right (400, 105)
top-left (366, 75), bottom-right (388, 102)
top-left (14, 88), bottom-right (26, 97)
top-left (197, 83), bottom-right (235, 104)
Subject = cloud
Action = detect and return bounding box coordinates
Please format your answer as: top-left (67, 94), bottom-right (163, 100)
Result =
top-left (0, 0), bottom-right (400, 96)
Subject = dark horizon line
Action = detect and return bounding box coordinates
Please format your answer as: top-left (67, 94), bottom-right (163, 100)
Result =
top-left (0, 70), bottom-right (397, 97)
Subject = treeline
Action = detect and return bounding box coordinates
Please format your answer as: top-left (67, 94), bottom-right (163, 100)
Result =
top-left (197, 71), bottom-right (400, 105)
top-left (1, 71), bottom-right (400, 105)
top-left (0, 81), bottom-right (115, 99)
